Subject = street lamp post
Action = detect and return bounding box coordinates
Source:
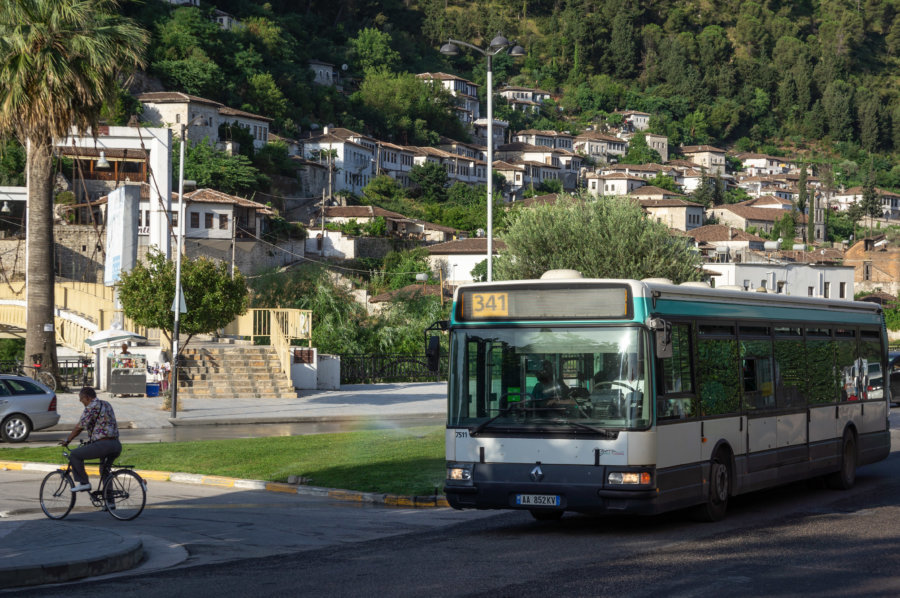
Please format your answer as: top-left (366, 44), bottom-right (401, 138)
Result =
top-left (171, 115), bottom-right (204, 418)
top-left (441, 34), bottom-right (524, 282)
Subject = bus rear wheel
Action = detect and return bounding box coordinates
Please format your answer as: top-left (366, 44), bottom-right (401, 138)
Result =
top-left (826, 430), bottom-right (857, 490)
top-left (690, 451), bottom-right (730, 522)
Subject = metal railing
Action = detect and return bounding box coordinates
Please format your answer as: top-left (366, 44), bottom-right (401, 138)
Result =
top-left (223, 308), bottom-right (313, 379)
top-left (340, 354), bottom-right (447, 385)
top-left (0, 358), bottom-right (93, 391)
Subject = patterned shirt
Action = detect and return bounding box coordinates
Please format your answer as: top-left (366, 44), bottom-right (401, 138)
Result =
top-left (79, 399), bottom-right (119, 442)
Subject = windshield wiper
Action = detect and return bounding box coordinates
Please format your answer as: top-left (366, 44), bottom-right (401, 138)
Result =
top-left (549, 420), bottom-right (618, 438)
top-left (470, 408), bottom-right (514, 436)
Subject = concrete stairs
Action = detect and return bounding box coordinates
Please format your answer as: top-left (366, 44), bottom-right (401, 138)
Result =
top-left (176, 345), bottom-right (297, 399)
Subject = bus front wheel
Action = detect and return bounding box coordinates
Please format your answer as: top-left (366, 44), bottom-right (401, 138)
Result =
top-left (690, 450), bottom-right (731, 522)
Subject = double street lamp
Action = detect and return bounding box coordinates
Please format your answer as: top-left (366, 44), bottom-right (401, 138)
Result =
top-left (441, 34), bottom-right (524, 282)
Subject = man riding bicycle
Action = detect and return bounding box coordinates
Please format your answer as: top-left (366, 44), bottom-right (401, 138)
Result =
top-left (59, 387), bottom-right (121, 493)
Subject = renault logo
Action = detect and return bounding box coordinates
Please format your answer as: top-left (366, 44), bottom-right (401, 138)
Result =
top-left (530, 464), bottom-right (544, 482)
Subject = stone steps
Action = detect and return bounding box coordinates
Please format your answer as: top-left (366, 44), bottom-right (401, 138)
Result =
top-left (175, 345), bottom-right (297, 399)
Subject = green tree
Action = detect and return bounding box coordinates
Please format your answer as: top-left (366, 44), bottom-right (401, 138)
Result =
top-left (857, 95), bottom-right (881, 153)
top-left (0, 138), bottom-right (25, 186)
top-left (861, 165), bottom-right (882, 238)
top-left (118, 251), bottom-right (249, 352)
top-left (348, 28), bottom-right (401, 74)
top-left (494, 195), bottom-right (702, 283)
top-left (647, 174), bottom-right (678, 192)
top-left (409, 162), bottom-right (448, 203)
top-left (179, 138), bottom-right (266, 195)
top-left (621, 131), bottom-right (662, 164)
top-left (822, 80), bottom-right (854, 141)
top-left (0, 0), bottom-right (147, 376)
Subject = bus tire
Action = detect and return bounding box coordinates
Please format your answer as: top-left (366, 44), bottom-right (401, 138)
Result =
top-left (690, 450), bottom-right (731, 522)
top-left (826, 430), bottom-right (857, 490)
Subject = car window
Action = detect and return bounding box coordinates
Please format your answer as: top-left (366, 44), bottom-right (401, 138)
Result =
top-left (892, 358), bottom-right (900, 373)
top-left (5, 379), bottom-right (44, 395)
top-left (0, 381), bottom-right (10, 396)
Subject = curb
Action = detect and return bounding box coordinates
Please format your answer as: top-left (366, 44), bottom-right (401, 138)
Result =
top-left (0, 461), bottom-right (450, 509)
top-left (0, 524), bottom-right (143, 590)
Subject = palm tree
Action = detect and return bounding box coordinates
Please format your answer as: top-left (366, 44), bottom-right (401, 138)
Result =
top-left (0, 0), bottom-right (147, 375)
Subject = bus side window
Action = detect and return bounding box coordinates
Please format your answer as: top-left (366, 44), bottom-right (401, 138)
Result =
top-left (657, 323), bottom-right (695, 420)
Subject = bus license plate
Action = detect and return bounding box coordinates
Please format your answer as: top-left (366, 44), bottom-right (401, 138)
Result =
top-left (516, 494), bottom-right (560, 506)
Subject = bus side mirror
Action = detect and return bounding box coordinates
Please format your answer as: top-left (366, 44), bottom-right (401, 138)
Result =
top-left (426, 336), bottom-right (441, 372)
top-left (650, 318), bottom-right (672, 359)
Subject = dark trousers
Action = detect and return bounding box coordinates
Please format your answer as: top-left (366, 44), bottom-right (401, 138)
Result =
top-left (69, 438), bottom-right (122, 485)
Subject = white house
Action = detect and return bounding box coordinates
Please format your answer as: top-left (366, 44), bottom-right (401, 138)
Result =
top-left (499, 86), bottom-right (551, 112)
top-left (615, 110), bottom-right (651, 131)
top-left (704, 262), bottom-right (854, 299)
top-left (427, 238), bottom-right (505, 286)
top-left (574, 131), bottom-right (628, 161)
top-left (681, 145), bottom-right (726, 175)
top-left (302, 127), bottom-right (376, 196)
top-left (832, 186), bottom-right (900, 220)
top-left (137, 92), bottom-right (272, 151)
top-left (417, 72), bottom-right (480, 125)
top-left (309, 60), bottom-right (336, 86)
top-left (473, 118), bottom-right (509, 148)
top-left (585, 173), bottom-right (646, 197)
top-left (513, 129), bottom-right (574, 151)
top-left (735, 153), bottom-right (789, 176)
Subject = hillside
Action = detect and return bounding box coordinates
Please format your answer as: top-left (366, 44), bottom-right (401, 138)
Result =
top-left (117, 0), bottom-right (900, 191)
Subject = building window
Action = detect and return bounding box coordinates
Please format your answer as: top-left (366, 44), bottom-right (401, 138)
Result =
top-left (840, 282), bottom-right (846, 298)
top-left (824, 282), bottom-right (831, 298)
top-left (219, 214), bottom-right (229, 230)
top-left (171, 211), bottom-right (178, 227)
top-left (863, 263), bottom-right (872, 281)
top-left (808, 286), bottom-right (814, 297)
top-left (205, 213), bottom-right (213, 228)
top-left (190, 212), bottom-right (199, 229)
top-left (176, 114), bottom-right (181, 123)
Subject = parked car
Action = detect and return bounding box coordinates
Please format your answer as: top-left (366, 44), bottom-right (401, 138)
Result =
top-left (0, 375), bottom-right (59, 443)
top-left (889, 352), bottom-right (900, 407)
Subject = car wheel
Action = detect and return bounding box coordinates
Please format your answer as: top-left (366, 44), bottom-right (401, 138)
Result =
top-left (1, 414), bottom-right (32, 443)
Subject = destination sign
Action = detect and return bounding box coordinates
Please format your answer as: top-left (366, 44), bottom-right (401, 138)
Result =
top-left (459, 285), bottom-right (630, 321)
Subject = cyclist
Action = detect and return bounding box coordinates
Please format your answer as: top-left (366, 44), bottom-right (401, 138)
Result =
top-left (59, 387), bottom-right (121, 493)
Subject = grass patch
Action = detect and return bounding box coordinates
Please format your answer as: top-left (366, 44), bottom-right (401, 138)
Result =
top-left (0, 426), bottom-right (446, 496)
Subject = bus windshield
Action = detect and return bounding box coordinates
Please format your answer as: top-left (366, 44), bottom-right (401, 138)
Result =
top-left (449, 326), bottom-right (651, 431)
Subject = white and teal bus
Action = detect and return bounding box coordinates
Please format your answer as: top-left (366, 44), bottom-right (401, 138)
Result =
top-left (427, 271), bottom-right (891, 521)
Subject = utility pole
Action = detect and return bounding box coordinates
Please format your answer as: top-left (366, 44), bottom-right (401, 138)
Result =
top-left (230, 212), bottom-right (236, 280)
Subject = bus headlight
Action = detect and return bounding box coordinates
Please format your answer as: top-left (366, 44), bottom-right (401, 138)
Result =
top-left (447, 464), bottom-right (473, 483)
top-left (607, 471), bottom-right (651, 485)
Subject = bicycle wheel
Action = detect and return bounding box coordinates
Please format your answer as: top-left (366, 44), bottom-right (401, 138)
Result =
top-left (104, 470), bottom-right (146, 521)
top-left (37, 371), bottom-right (56, 392)
top-left (40, 470), bottom-right (75, 520)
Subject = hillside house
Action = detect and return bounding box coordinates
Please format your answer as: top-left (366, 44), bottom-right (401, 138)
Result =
top-left (705, 262), bottom-right (854, 299)
top-left (417, 72), bottom-right (480, 125)
top-left (615, 110), bottom-right (651, 131)
top-left (427, 238), bottom-right (505, 286)
top-left (634, 194), bottom-right (704, 231)
top-left (513, 130), bottom-right (575, 151)
top-left (832, 186), bottom-right (900, 220)
top-left (473, 118), bottom-right (509, 147)
top-left (499, 86), bottom-right (551, 112)
top-left (681, 145), bottom-right (726, 175)
top-left (574, 131), bottom-right (628, 162)
top-left (585, 173), bottom-right (646, 197)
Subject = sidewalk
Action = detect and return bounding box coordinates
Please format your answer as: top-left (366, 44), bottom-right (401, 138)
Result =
top-left (1, 382), bottom-right (448, 590)
top-left (48, 382), bottom-right (448, 430)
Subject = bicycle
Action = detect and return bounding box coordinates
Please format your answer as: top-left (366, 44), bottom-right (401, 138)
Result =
top-left (39, 445), bottom-right (147, 521)
top-left (18, 353), bottom-right (56, 392)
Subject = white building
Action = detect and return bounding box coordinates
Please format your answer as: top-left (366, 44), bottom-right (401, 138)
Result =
top-left (417, 72), bottom-right (480, 125)
top-left (704, 262), bottom-right (854, 299)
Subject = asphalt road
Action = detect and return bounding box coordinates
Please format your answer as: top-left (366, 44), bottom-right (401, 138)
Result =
top-left (4, 433), bottom-right (900, 596)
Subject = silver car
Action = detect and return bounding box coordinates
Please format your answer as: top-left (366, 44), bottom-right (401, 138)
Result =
top-left (0, 375), bottom-right (60, 443)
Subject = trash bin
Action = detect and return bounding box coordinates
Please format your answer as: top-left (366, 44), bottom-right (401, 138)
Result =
top-left (146, 383), bottom-right (160, 397)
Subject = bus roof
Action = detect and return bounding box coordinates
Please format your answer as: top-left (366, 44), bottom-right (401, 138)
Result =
top-left (453, 277), bottom-right (881, 319)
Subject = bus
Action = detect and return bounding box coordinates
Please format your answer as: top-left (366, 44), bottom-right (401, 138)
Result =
top-left (426, 270), bottom-right (891, 521)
